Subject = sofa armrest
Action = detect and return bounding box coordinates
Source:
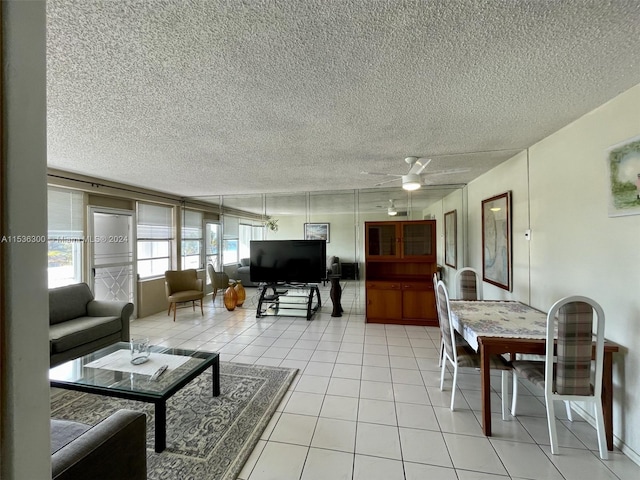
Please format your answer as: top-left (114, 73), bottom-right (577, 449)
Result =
top-left (86, 300), bottom-right (134, 340)
top-left (52, 409), bottom-right (146, 480)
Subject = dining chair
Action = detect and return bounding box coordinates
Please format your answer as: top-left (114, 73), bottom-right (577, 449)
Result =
top-left (207, 263), bottom-right (230, 303)
top-left (435, 280), bottom-right (512, 419)
top-left (454, 267), bottom-right (482, 300)
top-left (510, 296), bottom-right (607, 459)
top-left (164, 269), bottom-right (205, 322)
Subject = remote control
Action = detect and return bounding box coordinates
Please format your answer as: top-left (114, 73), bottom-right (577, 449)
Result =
top-left (150, 365), bottom-right (168, 381)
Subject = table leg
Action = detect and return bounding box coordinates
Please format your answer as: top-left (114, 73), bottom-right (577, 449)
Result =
top-left (212, 356), bottom-right (220, 397)
top-left (155, 400), bottom-right (166, 453)
top-left (602, 351), bottom-right (614, 451)
top-left (480, 343), bottom-right (492, 436)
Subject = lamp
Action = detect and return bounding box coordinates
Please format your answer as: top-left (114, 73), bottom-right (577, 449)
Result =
top-left (402, 174), bottom-right (421, 191)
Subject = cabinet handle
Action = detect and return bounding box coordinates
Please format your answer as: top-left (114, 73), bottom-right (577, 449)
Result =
top-left (403, 284), bottom-right (411, 289)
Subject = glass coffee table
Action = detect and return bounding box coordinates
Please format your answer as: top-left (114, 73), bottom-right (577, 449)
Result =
top-left (50, 342), bottom-right (220, 453)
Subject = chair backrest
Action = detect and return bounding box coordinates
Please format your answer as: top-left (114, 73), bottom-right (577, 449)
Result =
top-left (546, 296), bottom-right (605, 397)
top-left (207, 263), bottom-right (229, 289)
top-left (164, 269), bottom-right (200, 295)
top-left (454, 267), bottom-right (482, 300)
top-left (435, 280), bottom-right (457, 363)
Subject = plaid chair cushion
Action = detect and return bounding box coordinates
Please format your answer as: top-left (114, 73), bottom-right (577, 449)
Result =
top-left (456, 344), bottom-right (512, 370)
top-left (459, 270), bottom-right (478, 300)
top-left (511, 360), bottom-right (595, 395)
top-left (556, 302), bottom-right (594, 395)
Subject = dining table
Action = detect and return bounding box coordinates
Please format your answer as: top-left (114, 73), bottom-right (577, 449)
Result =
top-left (449, 300), bottom-right (620, 450)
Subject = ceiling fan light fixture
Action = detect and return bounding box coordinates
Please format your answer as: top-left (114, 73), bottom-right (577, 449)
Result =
top-left (402, 174), bottom-right (421, 191)
top-left (387, 199), bottom-right (398, 216)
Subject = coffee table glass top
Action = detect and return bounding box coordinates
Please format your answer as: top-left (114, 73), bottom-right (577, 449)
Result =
top-left (50, 342), bottom-right (218, 399)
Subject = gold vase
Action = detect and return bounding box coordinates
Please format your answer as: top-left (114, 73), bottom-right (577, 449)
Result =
top-left (234, 280), bottom-right (246, 307)
top-left (224, 282), bottom-right (238, 311)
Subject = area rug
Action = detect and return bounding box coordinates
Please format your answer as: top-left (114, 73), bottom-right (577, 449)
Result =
top-left (50, 362), bottom-right (297, 480)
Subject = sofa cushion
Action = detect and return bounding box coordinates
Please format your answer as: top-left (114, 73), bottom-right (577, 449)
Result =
top-left (240, 258), bottom-right (250, 267)
top-left (51, 419), bottom-right (91, 454)
top-left (50, 283), bottom-right (94, 325)
top-left (50, 316), bottom-right (122, 353)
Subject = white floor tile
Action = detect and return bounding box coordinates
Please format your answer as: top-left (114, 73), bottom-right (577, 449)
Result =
top-left (332, 363), bottom-right (362, 379)
top-left (443, 433), bottom-right (508, 475)
top-left (396, 402), bottom-right (440, 431)
top-left (355, 423), bottom-right (401, 460)
top-left (491, 438), bottom-right (564, 479)
top-left (311, 417), bottom-right (357, 453)
top-left (247, 441), bottom-right (308, 480)
top-left (301, 448), bottom-right (353, 480)
top-left (361, 365), bottom-right (392, 382)
top-left (404, 461), bottom-right (458, 480)
top-left (399, 427), bottom-right (453, 467)
top-left (327, 377), bottom-right (361, 397)
top-left (283, 391), bottom-right (325, 416)
top-left (392, 383), bottom-right (430, 405)
top-left (358, 398), bottom-right (397, 426)
top-left (269, 413), bottom-right (317, 446)
top-left (294, 375), bottom-right (330, 394)
top-left (353, 455), bottom-right (404, 480)
top-left (320, 394), bottom-right (359, 421)
top-left (360, 380), bottom-right (395, 401)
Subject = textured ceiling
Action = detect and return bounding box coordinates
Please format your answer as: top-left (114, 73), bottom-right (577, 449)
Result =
top-left (47, 0), bottom-right (640, 210)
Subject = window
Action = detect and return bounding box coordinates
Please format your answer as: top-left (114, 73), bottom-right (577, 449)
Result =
top-left (182, 209), bottom-right (203, 269)
top-left (222, 215), bottom-right (239, 266)
top-left (239, 223), bottom-right (264, 260)
top-left (137, 203), bottom-right (173, 278)
top-left (205, 222), bottom-right (222, 271)
top-left (48, 187), bottom-right (84, 287)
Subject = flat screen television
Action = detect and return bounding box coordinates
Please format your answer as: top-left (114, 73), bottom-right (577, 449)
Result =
top-left (250, 240), bottom-right (327, 284)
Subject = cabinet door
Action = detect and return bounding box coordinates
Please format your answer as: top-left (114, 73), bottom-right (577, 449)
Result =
top-left (366, 282), bottom-right (402, 320)
top-left (401, 282), bottom-right (437, 321)
top-left (365, 223), bottom-right (399, 258)
top-left (401, 221), bottom-right (436, 259)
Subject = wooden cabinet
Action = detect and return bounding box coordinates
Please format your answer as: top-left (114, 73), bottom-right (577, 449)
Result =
top-left (365, 220), bottom-right (437, 326)
top-left (365, 221), bottom-right (435, 260)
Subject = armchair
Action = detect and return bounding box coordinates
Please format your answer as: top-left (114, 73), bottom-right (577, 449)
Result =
top-left (164, 269), bottom-right (204, 321)
top-left (207, 263), bottom-right (230, 302)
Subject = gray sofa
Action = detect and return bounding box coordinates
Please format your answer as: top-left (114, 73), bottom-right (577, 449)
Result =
top-left (231, 258), bottom-right (259, 287)
top-left (51, 409), bottom-right (146, 480)
top-left (49, 283), bottom-right (134, 367)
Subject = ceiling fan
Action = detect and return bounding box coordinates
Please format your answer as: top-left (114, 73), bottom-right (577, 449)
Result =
top-left (361, 156), bottom-right (470, 190)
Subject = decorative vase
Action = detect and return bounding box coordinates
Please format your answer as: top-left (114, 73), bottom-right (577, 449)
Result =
top-left (234, 280), bottom-right (246, 307)
top-left (224, 282), bottom-right (238, 311)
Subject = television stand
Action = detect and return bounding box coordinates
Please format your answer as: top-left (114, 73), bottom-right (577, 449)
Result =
top-left (256, 283), bottom-right (322, 321)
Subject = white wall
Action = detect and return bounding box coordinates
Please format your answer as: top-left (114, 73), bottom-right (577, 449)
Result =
top-left (526, 84), bottom-right (640, 460)
top-left (1, 1), bottom-right (50, 478)
top-left (452, 83), bottom-right (640, 460)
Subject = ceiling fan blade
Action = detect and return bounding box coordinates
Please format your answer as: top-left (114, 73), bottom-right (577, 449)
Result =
top-left (408, 158), bottom-right (431, 175)
top-left (361, 171), bottom-right (403, 177)
top-left (374, 177), bottom-right (401, 187)
top-left (424, 167), bottom-right (470, 177)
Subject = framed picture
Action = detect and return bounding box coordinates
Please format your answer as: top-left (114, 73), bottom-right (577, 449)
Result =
top-left (444, 210), bottom-right (457, 268)
top-left (482, 191), bottom-right (512, 291)
top-left (304, 223), bottom-right (330, 243)
top-left (606, 134), bottom-right (640, 217)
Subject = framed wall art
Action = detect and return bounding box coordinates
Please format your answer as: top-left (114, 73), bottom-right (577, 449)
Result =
top-left (482, 191), bottom-right (512, 291)
top-left (444, 209), bottom-right (457, 268)
top-left (304, 223), bottom-right (330, 242)
top-left (606, 134), bottom-right (640, 217)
